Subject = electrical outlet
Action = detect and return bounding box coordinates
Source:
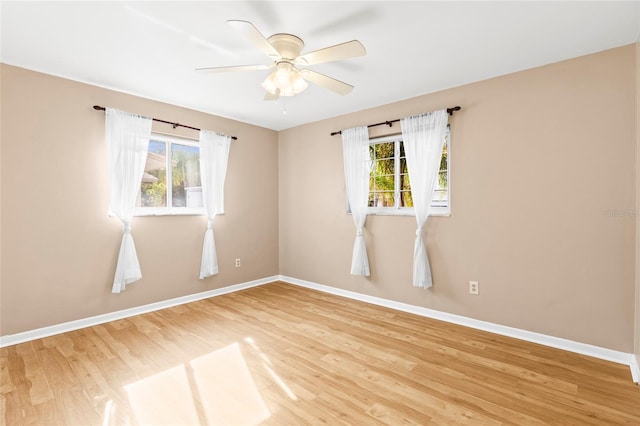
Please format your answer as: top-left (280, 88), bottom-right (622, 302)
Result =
top-left (235, 258), bottom-right (241, 268)
top-left (469, 281), bottom-right (479, 295)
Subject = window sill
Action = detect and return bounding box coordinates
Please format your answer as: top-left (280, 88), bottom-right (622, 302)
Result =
top-left (134, 208), bottom-right (207, 217)
top-left (364, 207), bottom-right (451, 217)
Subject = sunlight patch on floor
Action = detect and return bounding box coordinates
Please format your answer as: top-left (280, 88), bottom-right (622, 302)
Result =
top-left (191, 342), bottom-right (271, 424)
top-left (125, 363), bottom-right (201, 425)
top-left (245, 337), bottom-right (298, 401)
top-left (101, 399), bottom-right (114, 426)
top-left (124, 342), bottom-right (271, 425)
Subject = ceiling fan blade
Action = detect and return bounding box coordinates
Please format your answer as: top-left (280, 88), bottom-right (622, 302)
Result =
top-left (296, 40), bottom-right (366, 66)
top-left (300, 69), bottom-right (354, 95)
top-left (264, 89), bottom-right (280, 101)
top-left (195, 64), bottom-right (273, 73)
top-left (227, 20), bottom-right (280, 59)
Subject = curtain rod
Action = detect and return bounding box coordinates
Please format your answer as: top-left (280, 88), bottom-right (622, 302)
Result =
top-left (92, 105), bottom-right (238, 140)
top-left (329, 106), bottom-right (461, 136)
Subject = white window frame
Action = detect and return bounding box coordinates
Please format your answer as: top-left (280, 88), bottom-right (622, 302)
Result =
top-left (134, 133), bottom-right (205, 217)
top-left (367, 130), bottom-right (450, 217)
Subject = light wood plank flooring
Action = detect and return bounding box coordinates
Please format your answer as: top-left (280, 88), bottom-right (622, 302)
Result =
top-left (2, 281), bottom-right (639, 425)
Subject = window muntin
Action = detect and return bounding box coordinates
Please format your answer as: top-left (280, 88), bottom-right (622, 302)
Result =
top-left (136, 134), bottom-right (204, 216)
top-left (367, 131), bottom-right (450, 216)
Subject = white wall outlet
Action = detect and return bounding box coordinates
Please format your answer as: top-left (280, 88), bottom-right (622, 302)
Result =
top-left (235, 258), bottom-right (241, 268)
top-left (469, 281), bottom-right (479, 295)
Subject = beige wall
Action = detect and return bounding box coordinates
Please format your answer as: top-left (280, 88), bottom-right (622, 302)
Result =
top-left (279, 44), bottom-right (637, 352)
top-left (0, 64), bottom-right (279, 336)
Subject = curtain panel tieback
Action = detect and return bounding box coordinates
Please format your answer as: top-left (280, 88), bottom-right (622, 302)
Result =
top-left (341, 126), bottom-right (371, 276)
top-left (200, 222), bottom-right (218, 279)
top-left (198, 130), bottom-right (231, 280)
top-left (105, 108), bottom-right (152, 294)
top-left (401, 109), bottom-right (449, 289)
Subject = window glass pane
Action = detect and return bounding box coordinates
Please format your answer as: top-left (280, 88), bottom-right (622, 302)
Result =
top-left (400, 173), bottom-right (411, 190)
top-left (439, 146), bottom-right (448, 172)
top-left (432, 189), bottom-right (448, 205)
top-left (171, 143), bottom-right (202, 208)
top-left (433, 137), bottom-right (449, 207)
top-left (376, 157), bottom-right (394, 174)
top-left (432, 166), bottom-right (448, 204)
top-left (435, 170), bottom-right (447, 191)
top-left (399, 157), bottom-right (408, 174)
top-left (370, 191), bottom-right (395, 207)
top-left (368, 192), bottom-right (376, 207)
top-left (140, 140), bottom-right (167, 207)
top-left (372, 173), bottom-right (394, 193)
top-left (370, 144), bottom-right (396, 202)
top-left (367, 133), bottom-right (449, 213)
top-left (372, 142), bottom-right (394, 160)
top-left (400, 191), bottom-right (413, 208)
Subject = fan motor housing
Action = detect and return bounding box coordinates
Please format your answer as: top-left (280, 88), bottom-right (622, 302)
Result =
top-left (267, 33), bottom-right (304, 60)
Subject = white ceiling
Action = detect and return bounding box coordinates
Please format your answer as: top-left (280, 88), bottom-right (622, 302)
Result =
top-left (2, 1), bottom-right (639, 131)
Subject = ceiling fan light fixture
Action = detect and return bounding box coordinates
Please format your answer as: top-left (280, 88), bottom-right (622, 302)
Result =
top-left (261, 71), bottom-right (278, 94)
top-left (280, 87), bottom-right (295, 97)
top-left (262, 61), bottom-right (308, 97)
top-left (291, 72), bottom-right (308, 94)
top-left (274, 63), bottom-right (293, 89)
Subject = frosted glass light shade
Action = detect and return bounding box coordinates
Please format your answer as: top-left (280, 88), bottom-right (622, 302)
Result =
top-left (261, 72), bottom-right (278, 94)
top-left (291, 72), bottom-right (308, 93)
top-left (262, 62), bottom-right (308, 97)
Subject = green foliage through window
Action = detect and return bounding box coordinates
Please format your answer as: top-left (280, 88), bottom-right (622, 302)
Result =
top-left (368, 132), bottom-right (449, 211)
top-left (139, 136), bottom-right (203, 211)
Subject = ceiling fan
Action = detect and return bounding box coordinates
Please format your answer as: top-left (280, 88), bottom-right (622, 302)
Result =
top-left (196, 20), bottom-right (366, 100)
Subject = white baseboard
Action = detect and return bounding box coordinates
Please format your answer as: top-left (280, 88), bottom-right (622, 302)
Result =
top-left (278, 275), bottom-right (639, 381)
top-left (0, 276), bottom-right (279, 348)
top-left (631, 355), bottom-right (640, 383)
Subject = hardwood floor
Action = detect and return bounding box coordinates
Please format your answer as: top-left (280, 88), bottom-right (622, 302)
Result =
top-left (2, 281), bottom-right (639, 425)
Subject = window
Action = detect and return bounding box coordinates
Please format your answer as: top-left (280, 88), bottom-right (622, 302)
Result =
top-left (368, 130), bottom-right (450, 216)
top-left (136, 133), bottom-right (204, 216)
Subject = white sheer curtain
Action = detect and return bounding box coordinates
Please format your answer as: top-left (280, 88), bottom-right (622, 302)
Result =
top-left (199, 129), bottom-right (231, 279)
top-left (106, 108), bottom-right (152, 293)
top-left (401, 110), bottom-right (449, 288)
top-left (341, 126), bottom-right (371, 276)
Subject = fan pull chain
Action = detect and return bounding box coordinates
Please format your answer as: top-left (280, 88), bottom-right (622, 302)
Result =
top-left (276, 98), bottom-right (288, 115)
